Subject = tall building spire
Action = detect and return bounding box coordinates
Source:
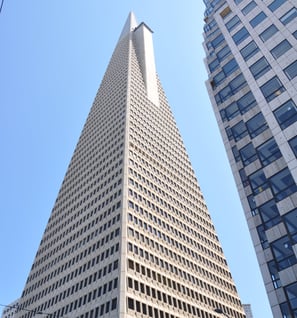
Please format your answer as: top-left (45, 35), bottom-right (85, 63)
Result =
top-left (15, 13), bottom-right (245, 318)
top-left (119, 11), bottom-right (137, 41)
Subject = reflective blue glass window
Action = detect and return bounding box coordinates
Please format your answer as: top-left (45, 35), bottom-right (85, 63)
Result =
top-left (274, 99), bottom-right (297, 129)
top-left (237, 91), bottom-right (256, 113)
top-left (246, 112), bottom-right (268, 138)
top-left (231, 121), bottom-right (248, 141)
top-left (280, 8), bottom-right (297, 25)
top-left (225, 102), bottom-right (239, 120)
top-left (217, 45), bottom-right (231, 61)
top-left (240, 41), bottom-right (259, 61)
top-left (249, 169), bottom-right (268, 194)
top-left (258, 199), bottom-right (281, 228)
top-left (257, 138), bottom-right (282, 166)
top-left (250, 12), bottom-right (267, 28)
top-left (257, 225), bottom-right (269, 249)
top-left (289, 136), bottom-right (297, 157)
top-left (260, 24), bottom-right (278, 42)
top-left (226, 15), bottom-right (241, 31)
top-left (271, 237), bottom-right (297, 270)
top-left (269, 0), bottom-right (286, 12)
top-left (229, 74), bottom-right (246, 93)
top-left (211, 33), bottom-right (225, 48)
top-left (268, 261), bottom-right (281, 289)
top-left (239, 143), bottom-right (257, 165)
top-left (270, 40), bottom-right (292, 59)
top-left (260, 76), bottom-right (285, 102)
top-left (222, 58), bottom-right (238, 76)
top-left (269, 168), bottom-right (297, 201)
top-left (250, 57), bottom-right (271, 79)
top-left (242, 1), bottom-right (257, 15)
top-left (284, 60), bottom-right (297, 80)
top-left (232, 27), bottom-right (249, 44)
top-left (285, 283), bottom-right (297, 312)
top-left (208, 59), bottom-right (219, 72)
top-left (284, 209), bottom-right (297, 244)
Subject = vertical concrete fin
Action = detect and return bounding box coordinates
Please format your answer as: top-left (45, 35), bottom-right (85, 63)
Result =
top-left (133, 23), bottom-right (160, 107)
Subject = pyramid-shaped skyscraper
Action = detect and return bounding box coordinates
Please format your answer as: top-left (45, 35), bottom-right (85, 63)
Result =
top-left (15, 13), bottom-right (245, 318)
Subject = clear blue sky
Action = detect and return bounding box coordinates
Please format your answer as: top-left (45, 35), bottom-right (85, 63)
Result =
top-left (0, 1), bottom-right (272, 317)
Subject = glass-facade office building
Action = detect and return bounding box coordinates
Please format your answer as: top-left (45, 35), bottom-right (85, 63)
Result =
top-left (203, 0), bottom-right (297, 317)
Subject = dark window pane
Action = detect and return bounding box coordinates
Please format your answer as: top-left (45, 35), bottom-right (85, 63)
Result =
top-left (260, 24), bottom-right (278, 42)
top-left (232, 145), bottom-right (241, 162)
top-left (217, 45), bottom-right (231, 61)
top-left (284, 209), bottom-right (297, 243)
top-left (209, 59), bottom-right (219, 72)
top-left (258, 199), bottom-right (281, 228)
top-left (250, 12), bottom-right (267, 27)
top-left (284, 60), bottom-right (297, 80)
top-left (239, 168), bottom-right (249, 187)
top-left (213, 71), bottom-right (225, 86)
top-left (240, 41), bottom-right (259, 61)
top-left (269, 0), bottom-right (286, 11)
top-left (270, 40), bottom-right (292, 59)
top-left (217, 85), bottom-right (232, 103)
top-left (249, 170), bottom-right (268, 194)
top-left (250, 57), bottom-right (271, 79)
top-left (239, 143), bottom-right (257, 165)
top-left (231, 121), bottom-right (248, 141)
top-left (242, 1), bottom-right (257, 15)
top-left (257, 225), bottom-right (269, 249)
top-left (233, 27), bottom-right (249, 44)
top-left (289, 136), bottom-right (297, 157)
top-left (246, 112), bottom-right (268, 137)
top-left (285, 283), bottom-right (297, 310)
top-left (223, 58), bottom-right (238, 76)
top-left (225, 102), bottom-right (239, 120)
top-left (230, 74), bottom-right (247, 92)
top-left (274, 99), bottom-right (297, 129)
top-left (226, 15), bottom-right (241, 31)
top-left (268, 260), bottom-right (281, 289)
top-left (212, 33), bottom-right (225, 48)
top-left (271, 236), bottom-right (297, 270)
top-left (257, 138), bottom-right (282, 166)
top-left (260, 76), bottom-right (285, 102)
top-left (269, 168), bottom-right (297, 201)
top-left (280, 8), bottom-right (297, 25)
top-left (237, 91), bottom-right (257, 113)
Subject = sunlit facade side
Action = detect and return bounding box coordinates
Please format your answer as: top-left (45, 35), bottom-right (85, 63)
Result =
top-left (203, 0), bottom-right (297, 317)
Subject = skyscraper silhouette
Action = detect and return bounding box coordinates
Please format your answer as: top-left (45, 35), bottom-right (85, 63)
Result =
top-left (203, 0), bottom-right (297, 316)
top-left (15, 13), bottom-right (245, 318)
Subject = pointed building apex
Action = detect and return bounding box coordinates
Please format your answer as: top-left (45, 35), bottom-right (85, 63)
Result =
top-left (119, 12), bottom-right (138, 41)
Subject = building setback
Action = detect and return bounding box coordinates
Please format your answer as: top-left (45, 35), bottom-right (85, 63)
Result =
top-left (203, 0), bottom-right (297, 317)
top-left (15, 12), bottom-right (246, 318)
